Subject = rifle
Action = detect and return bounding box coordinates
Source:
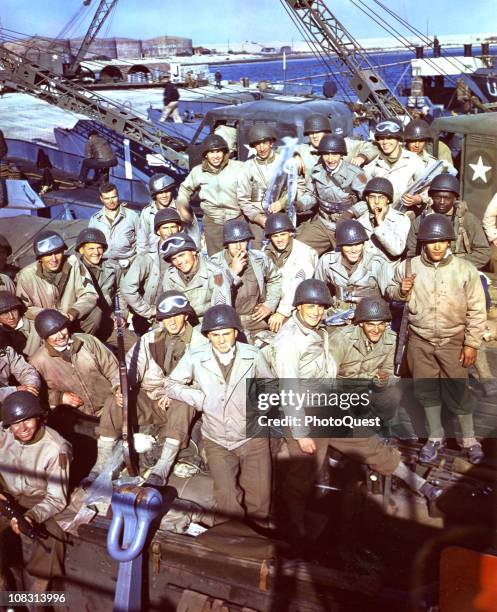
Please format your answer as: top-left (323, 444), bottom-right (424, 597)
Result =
top-left (394, 258), bottom-right (412, 376)
top-left (324, 308), bottom-right (355, 326)
top-left (114, 294), bottom-right (138, 476)
top-left (0, 493), bottom-right (50, 552)
top-left (262, 136), bottom-right (299, 213)
top-left (394, 160), bottom-right (445, 212)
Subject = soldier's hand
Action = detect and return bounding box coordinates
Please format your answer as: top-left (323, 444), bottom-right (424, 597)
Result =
top-left (62, 392), bottom-right (84, 408)
top-left (10, 515), bottom-right (32, 536)
top-left (158, 396), bottom-right (171, 411)
top-left (252, 304), bottom-right (271, 323)
top-left (269, 312), bottom-right (287, 332)
top-left (401, 193), bottom-right (423, 207)
top-left (350, 155), bottom-right (367, 167)
top-left (297, 438), bottom-right (316, 454)
top-left (459, 346), bottom-right (477, 368)
top-left (115, 390), bottom-right (123, 408)
top-left (373, 370), bottom-right (389, 387)
top-left (373, 203), bottom-right (388, 224)
top-left (255, 213), bottom-right (267, 228)
top-left (0, 493), bottom-right (7, 501)
top-left (269, 199), bottom-right (284, 214)
top-left (16, 385), bottom-right (39, 396)
top-left (229, 251), bottom-right (248, 276)
top-left (400, 273), bottom-right (416, 297)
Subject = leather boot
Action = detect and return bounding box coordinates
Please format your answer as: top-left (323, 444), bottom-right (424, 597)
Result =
top-left (82, 437), bottom-right (118, 486)
top-left (144, 438), bottom-right (180, 487)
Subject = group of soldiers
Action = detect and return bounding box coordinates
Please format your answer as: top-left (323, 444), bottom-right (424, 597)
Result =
top-left (0, 111), bottom-right (496, 591)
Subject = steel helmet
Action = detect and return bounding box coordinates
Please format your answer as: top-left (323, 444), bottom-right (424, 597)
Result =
top-left (33, 230), bottom-right (67, 259)
top-left (363, 177), bottom-right (394, 203)
top-left (149, 173), bottom-right (176, 197)
top-left (247, 123), bottom-right (277, 146)
top-left (303, 114), bottom-right (332, 135)
top-left (156, 290), bottom-right (195, 320)
top-left (201, 134), bottom-right (229, 156)
top-left (201, 305), bottom-right (242, 334)
top-left (161, 233), bottom-right (198, 262)
top-left (335, 220), bottom-right (368, 247)
top-left (404, 119), bottom-right (432, 142)
top-left (354, 297), bottom-right (392, 323)
top-left (0, 291), bottom-right (23, 315)
top-left (154, 208), bottom-right (183, 233)
top-left (293, 279), bottom-right (332, 307)
top-left (313, 134), bottom-right (347, 156)
top-left (34, 309), bottom-right (70, 340)
top-left (374, 119), bottom-right (403, 140)
top-left (264, 213), bottom-right (295, 237)
top-left (223, 219), bottom-right (254, 245)
top-left (428, 173), bottom-right (460, 196)
top-left (417, 213), bottom-right (455, 242)
top-left (2, 391), bottom-right (45, 428)
top-left (75, 228), bottom-right (108, 252)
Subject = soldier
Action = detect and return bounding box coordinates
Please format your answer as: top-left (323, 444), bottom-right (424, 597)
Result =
top-left (29, 310), bottom-right (122, 480)
top-left (0, 336), bottom-right (40, 402)
top-left (329, 297), bottom-right (407, 438)
top-left (405, 173), bottom-right (490, 269)
top-left (386, 214), bottom-right (486, 463)
top-left (404, 118), bottom-right (454, 170)
top-left (161, 233), bottom-right (232, 321)
top-left (176, 134), bottom-right (244, 256)
top-left (356, 177), bottom-right (411, 262)
top-left (0, 291), bottom-right (41, 358)
top-left (314, 220), bottom-right (392, 315)
top-left (164, 305), bottom-right (274, 523)
top-left (115, 291), bottom-right (207, 487)
top-left (0, 234), bottom-right (19, 281)
top-left (296, 113), bottom-right (378, 179)
top-left (295, 134), bottom-right (367, 256)
top-left (483, 191), bottom-right (497, 273)
top-left (122, 208), bottom-right (184, 333)
top-left (137, 173), bottom-right (183, 254)
top-left (268, 280), bottom-right (440, 537)
top-left (263, 213), bottom-right (318, 333)
top-left (16, 230), bottom-right (99, 334)
top-left (237, 123), bottom-right (287, 249)
top-left (87, 182), bottom-right (140, 280)
top-left (0, 392), bottom-right (71, 593)
top-left (364, 119), bottom-right (426, 212)
top-left (75, 227), bottom-right (133, 350)
top-left (210, 219), bottom-right (282, 343)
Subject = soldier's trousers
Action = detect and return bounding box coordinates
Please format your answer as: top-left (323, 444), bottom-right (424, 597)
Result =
top-left (0, 494), bottom-right (65, 580)
top-left (296, 216), bottom-right (336, 256)
top-left (283, 435), bottom-right (400, 526)
top-left (98, 394), bottom-right (195, 445)
top-left (203, 214), bottom-right (243, 257)
top-left (488, 243), bottom-right (497, 274)
top-left (203, 437), bottom-right (271, 523)
top-left (407, 332), bottom-right (473, 415)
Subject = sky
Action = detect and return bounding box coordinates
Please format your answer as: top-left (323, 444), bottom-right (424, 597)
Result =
top-left (0, 0), bottom-right (495, 45)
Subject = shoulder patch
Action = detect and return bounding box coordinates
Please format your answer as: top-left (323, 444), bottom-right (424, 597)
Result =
top-left (358, 173), bottom-right (367, 184)
top-left (214, 273), bottom-right (224, 287)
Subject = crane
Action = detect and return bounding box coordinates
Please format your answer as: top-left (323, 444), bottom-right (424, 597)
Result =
top-left (281, 0), bottom-right (408, 119)
top-left (0, 45), bottom-right (189, 176)
top-left (64, 0), bottom-right (119, 77)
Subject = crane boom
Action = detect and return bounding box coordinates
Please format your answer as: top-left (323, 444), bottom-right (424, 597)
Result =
top-left (0, 45), bottom-right (189, 174)
top-left (65, 0), bottom-right (119, 77)
top-left (282, 0), bottom-right (408, 119)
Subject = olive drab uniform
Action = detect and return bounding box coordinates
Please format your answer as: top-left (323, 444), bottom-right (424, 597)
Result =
top-left (0, 425), bottom-right (71, 580)
top-left (296, 139), bottom-right (379, 180)
top-left (210, 249), bottom-right (282, 341)
top-left (176, 157), bottom-right (244, 255)
top-left (16, 255), bottom-right (99, 335)
top-left (357, 206), bottom-right (411, 262)
top-left (237, 152), bottom-right (288, 249)
top-left (109, 324), bottom-right (207, 444)
top-left (161, 255), bottom-right (232, 321)
top-left (165, 342), bottom-right (274, 522)
top-left (405, 202), bottom-right (491, 269)
top-left (263, 238), bottom-right (318, 318)
top-left (0, 315), bottom-right (42, 358)
top-left (296, 160), bottom-right (367, 256)
top-left (0, 345), bottom-right (40, 402)
top-left (386, 252), bottom-right (487, 439)
top-left (314, 251), bottom-right (393, 314)
top-left (268, 311), bottom-right (401, 529)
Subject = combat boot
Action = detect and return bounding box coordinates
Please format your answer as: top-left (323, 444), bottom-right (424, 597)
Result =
top-left (144, 438), bottom-right (180, 487)
top-left (419, 440), bottom-right (444, 463)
